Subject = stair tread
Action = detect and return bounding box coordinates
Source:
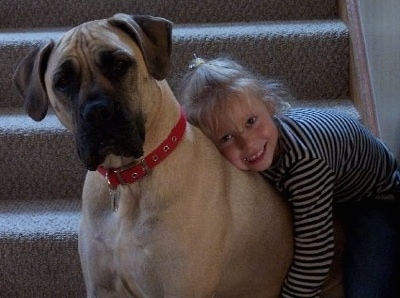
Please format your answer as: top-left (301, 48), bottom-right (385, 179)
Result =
top-left (0, 0), bottom-right (338, 29)
top-left (0, 199), bottom-right (85, 296)
top-left (173, 19), bottom-right (347, 37)
top-left (0, 98), bottom-right (358, 131)
top-left (0, 109), bottom-right (65, 132)
top-left (0, 199), bottom-right (80, 237)
top-left (0, 110), bottom-right (86, 202)
top-left (1, 19), bottom-right (346, 39)
top-left (0, 98), bottom-right (359, 137)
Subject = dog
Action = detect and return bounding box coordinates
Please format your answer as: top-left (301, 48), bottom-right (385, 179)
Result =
top-left (13, 13), bottom-right (343, 297)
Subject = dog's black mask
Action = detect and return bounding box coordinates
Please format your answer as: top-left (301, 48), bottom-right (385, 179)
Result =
top-left (75, 96), bottom-right (145, 171)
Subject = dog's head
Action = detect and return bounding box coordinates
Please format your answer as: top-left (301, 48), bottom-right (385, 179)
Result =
top-left (13, 14), bottom-right (173, 170)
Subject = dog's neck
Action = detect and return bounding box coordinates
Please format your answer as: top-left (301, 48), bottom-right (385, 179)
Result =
top-left (97, 107), bottom-right (187, 189)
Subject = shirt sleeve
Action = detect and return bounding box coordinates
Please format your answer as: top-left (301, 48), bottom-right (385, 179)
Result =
top-left (280, 158), bottom-right (335, 298)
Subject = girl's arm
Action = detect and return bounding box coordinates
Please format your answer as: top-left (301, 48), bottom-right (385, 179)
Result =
top-left (280, 158), bottom-right (335, 298)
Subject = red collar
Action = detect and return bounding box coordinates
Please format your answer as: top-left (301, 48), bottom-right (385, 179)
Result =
top-left (97, 108), bottom-right (186, 188)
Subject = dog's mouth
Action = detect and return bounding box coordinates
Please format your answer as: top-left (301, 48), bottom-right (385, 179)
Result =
top-left (78, 133), bottom-right (143, 171)
top-left (78, 135), bottom-right (144, 171)
top-left (76, 112), bottom-right (146, 171)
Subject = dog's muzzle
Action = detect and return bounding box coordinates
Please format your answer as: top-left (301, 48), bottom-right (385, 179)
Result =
top-left (76, 97), bottom-right (145, 171)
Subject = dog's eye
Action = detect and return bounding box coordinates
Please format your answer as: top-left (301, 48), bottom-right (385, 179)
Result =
top-left (54, 61), bottom-right (76, 94)
top-left (101, 51), bottom-right (133, 80)
top-left (54, 73), bottom-right (73, 93)
top-left (109, 59), bottom-right (131, 78)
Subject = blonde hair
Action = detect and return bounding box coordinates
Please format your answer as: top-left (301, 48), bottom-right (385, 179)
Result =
top-left (178, 56), bottom-right (291, 136)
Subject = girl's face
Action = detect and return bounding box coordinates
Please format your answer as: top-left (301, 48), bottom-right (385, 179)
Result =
top-left (208, 96), bottom-right (279, 171)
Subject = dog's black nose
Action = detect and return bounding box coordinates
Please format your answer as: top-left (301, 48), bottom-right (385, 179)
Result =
top-left (82, 99), bottom-right (114, 126)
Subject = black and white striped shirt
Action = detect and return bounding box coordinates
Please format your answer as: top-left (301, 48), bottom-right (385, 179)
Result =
top-left (262, 108), bottom-right (400, 298)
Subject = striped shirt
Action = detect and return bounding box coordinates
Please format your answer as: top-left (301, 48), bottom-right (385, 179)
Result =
top-left (261, 108), bottom-right (400, 298)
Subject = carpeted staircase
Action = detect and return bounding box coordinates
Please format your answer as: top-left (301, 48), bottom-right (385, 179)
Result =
top-left (0, 0), bottom-right (362, 296)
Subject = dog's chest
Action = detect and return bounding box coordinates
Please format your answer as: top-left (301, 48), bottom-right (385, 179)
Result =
top-left (93, 205), bottom-right (167, 294)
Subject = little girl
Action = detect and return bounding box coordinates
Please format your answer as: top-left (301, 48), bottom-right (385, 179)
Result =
top-left (179, 56), bottom-right (400, 297)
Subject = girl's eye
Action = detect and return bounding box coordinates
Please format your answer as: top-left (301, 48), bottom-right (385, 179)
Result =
top-left (246, 116), bottom-right (256, 126)
top-left (220, 134), bottom-right (232, 144)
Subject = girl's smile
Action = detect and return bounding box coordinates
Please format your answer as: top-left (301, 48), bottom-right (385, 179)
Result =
top-left (243, 145), bottom-right (265, 163)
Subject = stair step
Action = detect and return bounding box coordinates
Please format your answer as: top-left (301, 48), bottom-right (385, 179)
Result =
top-left (3, 19), bottom-right (349, 109)
top-left (0, 109), bottom-right (86, 201)
top-left (0, 199), bottom-right (85, 297)
top-left (0, 0), bottom-right (338, 29)
top-left (170, 20), bottom-right (350, 100)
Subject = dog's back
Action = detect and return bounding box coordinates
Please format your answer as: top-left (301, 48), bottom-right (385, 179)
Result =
top-left (175, 122), bottom-right (293, 297)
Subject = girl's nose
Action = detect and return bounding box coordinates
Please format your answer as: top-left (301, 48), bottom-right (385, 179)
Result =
top-left (237, 133), bottom-right (252, 150)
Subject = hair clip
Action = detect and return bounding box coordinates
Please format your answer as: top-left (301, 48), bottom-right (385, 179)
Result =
top-left (188, 54), bottom-right (206, 70)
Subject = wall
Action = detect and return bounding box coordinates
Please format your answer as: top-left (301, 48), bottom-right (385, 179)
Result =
top-left (358, 0), bottom-right (400, 159)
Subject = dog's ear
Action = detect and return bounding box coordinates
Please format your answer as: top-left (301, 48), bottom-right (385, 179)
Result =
top-left (109, 13), bottom-right (173, 81)
top-left (13, 41), bottom-right (54, 121)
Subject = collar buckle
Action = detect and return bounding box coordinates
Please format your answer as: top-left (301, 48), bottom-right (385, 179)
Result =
top-left (138, 157), bottom-right (152, 177)
top-left (125, 157), bottom-right (152, 181)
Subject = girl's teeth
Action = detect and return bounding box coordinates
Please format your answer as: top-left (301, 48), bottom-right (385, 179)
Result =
top-left (244, 147), bottom-right (264, 162)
